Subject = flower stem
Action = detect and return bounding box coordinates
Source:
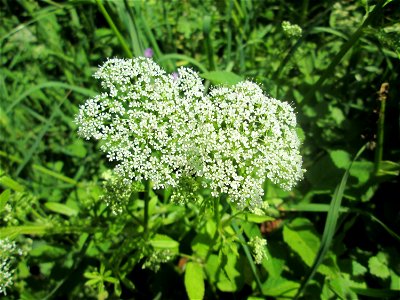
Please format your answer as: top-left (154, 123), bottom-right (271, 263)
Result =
top-left (374, 83), bottom-right (389, 176)
top-left (143, 180), bottom-right (150, 238)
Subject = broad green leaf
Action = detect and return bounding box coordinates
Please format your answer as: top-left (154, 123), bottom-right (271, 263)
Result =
top-left (352, 261), bottom-right (368, 276)
top-left (391, 268), bottom-right (400, 290)
top-left (192, 233), bottom-right (212, 259)
top-left (184, 262), bottom-right (204, 300)
top-left (200, 71), bottom-right (243, 85)
top-left (216, 253), bottom-right (243, 292)
top-left (205, 218), bottom-right (217, 237)
top-left (329, 106), bottom-right (345, 125)
top-left (64, 139), bottom-right (87, 158)
top-left (349, 161), bottom-right (374, 186)
top-left (262, 277), bottom-right (300, 297)
top-left (329, 277), bottom-right (358, 300)
top-left (44, 202), bottom-right (78, 217)
top-left (329, 150), bottom-right (351, 169)
top-left (283, 218), bottom-right (336, 276)
top-left (149, 234), bottom-right (179, 251)
top-left (30, 243), bottom-right (67, 258)
top-left (368, 252), bottom-right (390, 279)
top-left (205, 254), bottom-right (219, 283)
top-left (262, 247), bottom-right (285, 278)
top-left (283, 218), bottom-right (320, 267)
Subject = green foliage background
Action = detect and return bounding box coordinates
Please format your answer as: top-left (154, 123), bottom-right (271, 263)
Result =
top-left (1, 0), bottom-right (399, 299)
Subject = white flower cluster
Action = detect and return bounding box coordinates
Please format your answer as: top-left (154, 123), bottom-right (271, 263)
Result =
top-left (76, 57), bottom-right (304, 209)
top-left (0, 238), bottom-right (22, 295)
top-left (248, 236), bottom-right (267, 264)
top-left (282, 21), bottom-right (302, 38)
top-left (142, 249), bottom-right (175, 272)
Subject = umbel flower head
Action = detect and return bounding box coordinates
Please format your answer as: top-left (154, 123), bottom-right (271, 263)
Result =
top-left (75, 57), bottom-right (304, 210)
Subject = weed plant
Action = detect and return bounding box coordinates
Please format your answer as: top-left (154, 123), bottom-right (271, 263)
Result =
top-left (1, 0), bottom-right (399, 299)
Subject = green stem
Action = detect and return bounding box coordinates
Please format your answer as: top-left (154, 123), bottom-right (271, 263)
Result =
top-left (231, 221), bottom-right (263, 294)
top-left (143, 180), bottom-right (150, 237)
top-left (95, 0), bottom-right (133, 58)
top-left (374, 84), bottom-right (387, 175)
top-left (214, 196), bottom-right (220, 229)
top-left (203, 15), bottom-right (215, 71)
top-left (204, 195), bottom-right (224, 262)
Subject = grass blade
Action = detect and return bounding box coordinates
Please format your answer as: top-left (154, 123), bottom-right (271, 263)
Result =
top-left (95, 0), bottom-right (133, 58)
top-left (15, 94), bottom-right (67, 176)
top-left (294, 144), bottom-right (367, 299)
top-left (6, 81), bottom-right (96, 114)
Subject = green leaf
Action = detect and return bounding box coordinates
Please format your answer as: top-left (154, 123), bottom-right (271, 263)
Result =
top-left (85, 278), bottom-right (101, 286)
top-left (184, 262), bottom-right (204, 300)
top-left (283, 218), bottom-right (320, 267)
top-left (30, 242), bottom-right (67, 258)
top-left (217, 257), bottom-right (241, 291)
top-left (44, 202), bottom-right (78, 217)
top-left (377, 160), bottom-right (400, 177)
top-left (283, 218), bottom-right (336, 276)
top-left (192, 233), bottom-right (212, 259)
top-left (329, 150), bottom-right (351, 170)
top-left (349, 161), bottom-right (374, 186)
top-left (0, 225), bottom-right (51, 239)
top-left (352, 261), bottom-right (368, 276)
top-left (0, 171), bottom-right (25, 192)
top-left (368, 252), bottom-right (390, 279)
top-left (0, 189), bottom-right (10, 212)
top-left (329, 277), bottom-right (358, 300)
top-left (64, 139), bottom-right (87, 158)
top-left (149, 234), bottom-right (179, 251)
top-left (262, 277), bottom-right (300, 297)
top-left (200, 71), bottom-right (244, 85)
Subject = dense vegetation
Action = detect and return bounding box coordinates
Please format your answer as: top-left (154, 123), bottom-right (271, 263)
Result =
top-left (1, 0), bottom-right (399, 299)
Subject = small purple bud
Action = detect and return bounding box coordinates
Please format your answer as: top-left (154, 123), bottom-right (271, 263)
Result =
top-left (144, 48), bottom-right (154, 58)
top-left (172, 72), bottom-right (179, 81)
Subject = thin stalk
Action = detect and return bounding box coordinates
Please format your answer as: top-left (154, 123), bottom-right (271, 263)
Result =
top-left (214, 196), bottom-right (220, 229)
top-left (143, 180), bottom-right (150, 237)
top-left (374, 83), bottom-right (389, 175)
top-left (231, 221), bottom-right (263, 294)
top-left (203, 15), bottom-right (216, 71)
top-left (95, 0), bottom-right (132, 58)
top-left (204, 194), bottom-right (225, 262)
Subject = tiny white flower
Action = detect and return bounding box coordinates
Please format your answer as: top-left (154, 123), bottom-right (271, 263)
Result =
top-left (76, 57), bottom-right (304, 211)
